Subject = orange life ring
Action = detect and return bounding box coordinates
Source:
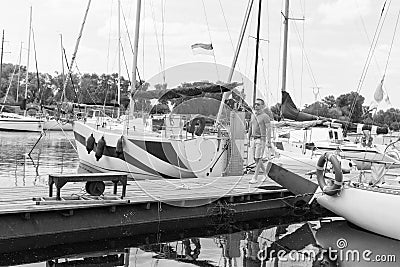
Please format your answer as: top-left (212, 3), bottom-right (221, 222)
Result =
top-left (316, 153), bottom-right (343, 196)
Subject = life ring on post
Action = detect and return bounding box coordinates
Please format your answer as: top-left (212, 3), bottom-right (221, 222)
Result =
top-left (316, 153), bottom-right (343, 196)
top-left (188, 117), bottom-right (206, 136)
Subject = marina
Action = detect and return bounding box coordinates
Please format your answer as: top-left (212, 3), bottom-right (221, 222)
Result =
top-left (1, 0), bottom-right (400, 265)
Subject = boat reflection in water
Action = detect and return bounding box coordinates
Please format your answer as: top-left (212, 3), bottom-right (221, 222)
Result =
top-left (7, 218), bottom-right (397, 267)
top-left (46, 249), bottom-right (128, 267)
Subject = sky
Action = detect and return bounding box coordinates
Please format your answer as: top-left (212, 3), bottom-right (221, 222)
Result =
top-left (1, 0), bottom-right (400, 110)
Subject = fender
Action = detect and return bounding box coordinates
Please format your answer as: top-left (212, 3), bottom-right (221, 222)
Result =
top-left (86, 133), bottom-right (95, 154)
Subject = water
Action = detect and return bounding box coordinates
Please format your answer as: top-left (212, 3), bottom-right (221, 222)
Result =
top-left (1, 218), bottom-right (398, 266)
top-left (0, 131), bottom-right (79, 187)
top-left (0, 132), bottom-right (397, 266)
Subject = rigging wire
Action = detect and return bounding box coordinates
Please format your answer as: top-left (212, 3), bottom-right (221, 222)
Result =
top-left (106, 0), bottom-right (114, 74)
top-left (346, 0), bottom-right (391, 131)
top-left (277, 0), bottom-right (284, 102)
top-left (142, 0), bottom-right (146, 80)
top-left (31, 29), bottom-right (41, 106)
top-left (201, 0), bottom-right (220, 80)
top-left (121, 43), bottom-right (131, 82)
top-left (149, 0), bottom-right (165, 84)
top-left (0, 52), bottom-right (19, 112)
top-left (383, 8), bottom-right (400, 77)
top-left (120, 6), bottom-right (142, 83)
top-left (218, 0), bottom-right (246, 85)
top-left (62, 47), bottom-right (78, 101)
top-left (161, 0), bottom-right (166, 82)
top-left (300, 0), bottom-right (305, 107)
top-left (266, 0), bottom-right (270, 104)
top-left (291, 16), bottom-right (318, 89)
top-left (244, 7), bottom-right (256, 80)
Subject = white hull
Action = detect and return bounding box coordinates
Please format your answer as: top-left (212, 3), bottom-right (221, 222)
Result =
top-left (73, 121), bottom-right (228, 180)
top-left (317, 186), bottom-right (400, 240)
top-left (0, 116), bottom-right (43, 132)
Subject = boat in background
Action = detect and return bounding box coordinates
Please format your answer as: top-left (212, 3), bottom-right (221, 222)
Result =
top-left (267, 151), bottom-right (400, 241)
top-left (274, 91), bottom-right (400, 170)
top-left (0, 112), bottom-right (43, 132)
top-left (0, 7), bottom-right (73, 132)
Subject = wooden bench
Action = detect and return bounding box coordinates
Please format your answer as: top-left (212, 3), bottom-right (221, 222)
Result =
top-left (48, 173), bottom-right (128, 200)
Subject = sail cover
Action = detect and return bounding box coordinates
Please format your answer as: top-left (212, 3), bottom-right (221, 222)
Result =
top-left (281, 91), bottom-right (319, 121)
top-left (281, 91), bottom-right (389, 135)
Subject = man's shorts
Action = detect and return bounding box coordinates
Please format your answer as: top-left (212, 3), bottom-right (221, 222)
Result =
top-left (252, 138), bottom-right (266, 159)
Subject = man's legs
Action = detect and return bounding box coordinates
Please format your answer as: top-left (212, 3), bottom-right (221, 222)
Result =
top-left (250, 140), bottom-right (266, 183)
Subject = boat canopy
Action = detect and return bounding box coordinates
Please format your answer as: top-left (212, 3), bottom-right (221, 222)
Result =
top-left (132, 82), bottom-right (241, 100)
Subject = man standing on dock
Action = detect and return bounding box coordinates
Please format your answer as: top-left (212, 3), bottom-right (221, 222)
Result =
top-left (248, 98), bottom-right (272, 184)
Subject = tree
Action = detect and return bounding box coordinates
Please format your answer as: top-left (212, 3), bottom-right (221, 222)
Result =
top-left (302, 101), bottom-right (329, 117)
top-left (322, 95), bottom-right (336, 109)
top-left (336, 92), bottom-right (365, 123)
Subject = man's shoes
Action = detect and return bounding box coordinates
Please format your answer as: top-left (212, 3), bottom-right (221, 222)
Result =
top-left (249, 179), bottom-right (257, 184)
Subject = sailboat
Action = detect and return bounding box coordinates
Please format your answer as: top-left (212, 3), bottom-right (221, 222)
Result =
top-left (72, 1), bottom-right (247, 179)
top-left (0, 7), bottom-right (45, 132)
top-left (264, 0), bottom-right (400, 171)
top-left (276, 91), bottom-right (400, 169)
top-left (0, 8), bottom-right (72, 132)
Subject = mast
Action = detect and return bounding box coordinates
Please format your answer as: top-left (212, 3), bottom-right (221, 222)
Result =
top-left (117, 0), bottom-right (121, 118)
top-left (0, 30), bottom-right (4, 93)
top-left (60, 34), bottom-right (65, 91)
top-left (62, 0), bottom-right (92, 102)
top-left (129, 0), bottom-right (142, 116)
top-left (216, 0), bottom-right (255, 123)
top-left (24, 6), bottom-right (32, 116)
top-left (253, 0), bottom-right (262, 106)
top-left (281, 0), bottom-right (289, 93)
top-left (16, 42), bottom-right (23, 103)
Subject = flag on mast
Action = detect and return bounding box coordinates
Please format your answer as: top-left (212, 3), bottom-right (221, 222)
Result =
top-left (191, 43), bottom-right (214, 56)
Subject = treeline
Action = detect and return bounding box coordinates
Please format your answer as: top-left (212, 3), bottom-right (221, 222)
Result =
top-left (0, 63), bottom-right (131, 111)
top-left (270, 92), bottom-right (400, 131)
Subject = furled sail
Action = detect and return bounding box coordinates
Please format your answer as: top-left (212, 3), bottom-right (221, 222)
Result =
top-left (281, 91), bottom-right (319, 121)
top-left (281, 91), bottom-right (388, 134)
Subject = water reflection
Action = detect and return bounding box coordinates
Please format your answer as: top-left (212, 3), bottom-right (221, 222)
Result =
top-left (0, 131), bottom-right (78, 187)
top-left (46, 250), bottom-right (128, 266)
top-left (4, 218), bottom-right (398, 266)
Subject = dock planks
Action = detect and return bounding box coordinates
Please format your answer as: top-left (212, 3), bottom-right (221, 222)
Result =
top-left (0, 174), bottom-right (286, 214)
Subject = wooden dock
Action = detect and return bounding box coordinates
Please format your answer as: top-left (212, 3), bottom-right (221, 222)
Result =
top-left (0, 174), bottom-right (329, 254)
